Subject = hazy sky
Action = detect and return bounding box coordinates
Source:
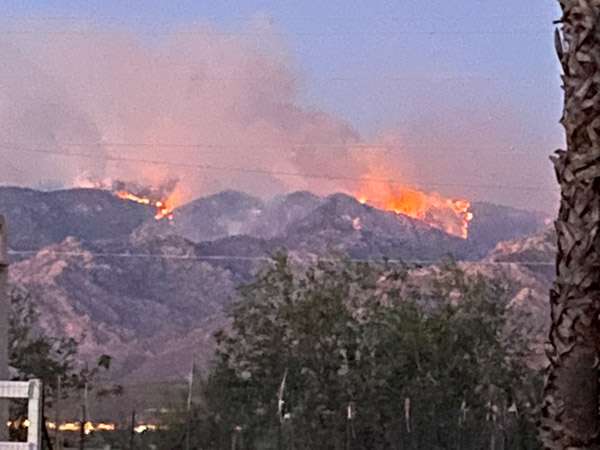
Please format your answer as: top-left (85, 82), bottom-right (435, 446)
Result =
top-left (0, 1), bottom-right (563, 212)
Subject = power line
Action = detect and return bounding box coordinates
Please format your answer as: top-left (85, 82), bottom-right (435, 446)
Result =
top-left (0, 144), bottom-right (556, 192)
top-left (7, 250), bottom-right (270, 262)
top-left (52, 141), bottom-right (548, 157)
top-left (0, 14), bottom-right (556, 22)
top-left (0, 73), bottom-right (543, 83)
top-left (58, 141), bottom-right (501, 150)
top-left (0, 29), bottom-right (552, 37)
top-left (6, 249), bottom-right (555, 267)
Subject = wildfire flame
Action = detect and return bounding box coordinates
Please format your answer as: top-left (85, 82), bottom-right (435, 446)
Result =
top-left (114, 190), bottom-right (174, 220)
top-left (356, 180), bottom-right (473, 238)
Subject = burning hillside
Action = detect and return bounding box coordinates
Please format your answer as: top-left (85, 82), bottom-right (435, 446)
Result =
top-left (114, 191), bottom-right (174, 220)
top-left (112, 180), bottom-right (180, 220)
top-left (356, 179), bottom-right (473, 238)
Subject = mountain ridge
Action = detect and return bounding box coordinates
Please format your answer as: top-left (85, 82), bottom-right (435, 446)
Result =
top-left (1, 186), bottom-right (553, 381)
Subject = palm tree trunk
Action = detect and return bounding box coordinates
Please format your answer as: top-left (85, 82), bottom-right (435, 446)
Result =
top-left (541, 1), bottom-right (600, 449)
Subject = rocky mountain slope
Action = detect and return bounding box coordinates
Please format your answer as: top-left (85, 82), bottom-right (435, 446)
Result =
top-left (1, 186), bottom-right (549, 256)
top-left (9, 236), bottom-right (236, 380)
top-left (467, 202), bottom-right (550, 251)
top-left (133, 190), bottom-right (550, 257)
top-left (1, 187), bottom-right (553, 380)
top-left (0, 187), bottom-right (153, 251)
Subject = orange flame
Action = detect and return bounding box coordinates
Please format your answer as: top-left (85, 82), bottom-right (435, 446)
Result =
top-left (27, 421), bottom-right (116, 433)
top-left (356, 179), bottom-right (473, 238)
top-left (114, 191), bottom-right (151, 205)
top-left (114, 190), bottom-right (174, 220)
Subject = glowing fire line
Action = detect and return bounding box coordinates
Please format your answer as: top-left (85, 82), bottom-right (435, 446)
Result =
top-left (356, 182), bottom-right (473, 238)
top-left (114, 190), bottom-right (174, 220)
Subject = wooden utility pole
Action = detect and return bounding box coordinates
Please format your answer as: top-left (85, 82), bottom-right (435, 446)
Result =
top-left (79, 382), bottom-right (88, 450)
top-left (185, 362), bottom-right (194, 450)
top-left (55, 377), bottom-right (62, 450)
top-left (79, 403), bottom-right (86, 450)
top-left (129, 410), bottom-right (136, 450)
top-left (0, 216), bottom-right (8, 441)
top-left (541, 1), bottom-right (600, 448)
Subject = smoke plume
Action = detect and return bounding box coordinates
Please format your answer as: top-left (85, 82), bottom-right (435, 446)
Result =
top-left (0, 17), bottom-right (399, 204)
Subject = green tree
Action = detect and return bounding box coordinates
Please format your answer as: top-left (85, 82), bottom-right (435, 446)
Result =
top-left (202, 255), bottom-right (541, 450)
top-left (9, 285), bottom-right (79, 393)
top-left (8, 285), bottom-right (121, 445)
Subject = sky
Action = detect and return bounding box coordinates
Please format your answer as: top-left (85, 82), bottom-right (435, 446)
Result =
top-left (0, 0), bottom-right (563, 212)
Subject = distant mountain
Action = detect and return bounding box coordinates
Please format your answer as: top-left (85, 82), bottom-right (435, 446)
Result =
top-left (277, 193), bottom-right (468, 260)
top-left (485, 226), bottom-right (555, 283)
top-left (0, 186), bottom-right (555, 380)
top-left (485, 226), bottom-right (555, 264)
top-left (246, 191), bottom-right (323, 239)
top-left (0, 187), bottom-right (154, 251)
top-left (132, 190), bottom-right (263, 244)
top-left (134, 192), bottom-right (550, 259)
top-left (466, 202), bottom-right (550, 253)
top-left (0, 187), bottom-right (550, 256)
top-left (133, 190), bottom-right (327, 244)
top-left (9, 236), bottom-right (236, 380)
top-left (476, 227), bottom-right (555, 368)
top-left (189, 193), bottom-right (471, 281)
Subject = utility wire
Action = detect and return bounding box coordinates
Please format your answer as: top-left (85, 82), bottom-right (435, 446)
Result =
top-left (6, 249), bottom-right (555, 266)
top-left (53, 141), bottom-right (549, 155)
top-left (0, 144), bottom-right (555, 192)
top-left (0, 14), bottom-right (555, 22)
top-left (0, 29), bottom-right (552, 37)
top-left (0, 73), bottom-right (545, 83)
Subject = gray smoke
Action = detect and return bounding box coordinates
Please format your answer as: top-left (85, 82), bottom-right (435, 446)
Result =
top-left (0, 17), bottom-right (558, 212)
top-left (0, 17), bottom-right (381, 204)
